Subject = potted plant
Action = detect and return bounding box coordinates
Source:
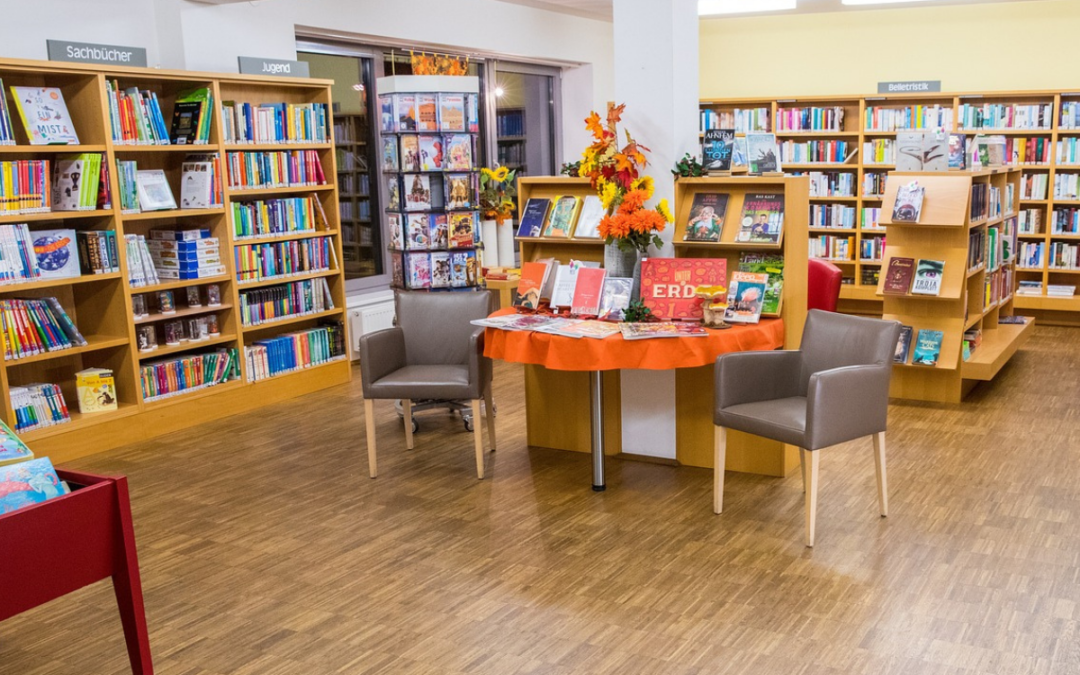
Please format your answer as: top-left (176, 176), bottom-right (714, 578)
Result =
top-left (478, 166), bottom-right (517, 268)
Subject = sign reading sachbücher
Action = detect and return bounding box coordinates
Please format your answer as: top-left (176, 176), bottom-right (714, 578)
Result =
top-left (47, 40), bottom-right (147, 68)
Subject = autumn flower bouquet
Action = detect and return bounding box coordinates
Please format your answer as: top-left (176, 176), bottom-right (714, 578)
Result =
top-left (579, 103), bottom-right (673, 253)
top-left (479, 166), bottom-right (517, 224)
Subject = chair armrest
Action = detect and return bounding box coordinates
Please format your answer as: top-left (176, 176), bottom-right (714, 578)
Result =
top-left (359, 327), bottom-right (406, 397)
top-left (468, 327), bottom-right (491, 390)
top-left (715, 350), bottom-right (803, 413)
top-left (805, 363), bottom-right (891, 450)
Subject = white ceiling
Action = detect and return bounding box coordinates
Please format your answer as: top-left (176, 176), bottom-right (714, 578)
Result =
top-left (495, 0), bottom-right (1048, 21)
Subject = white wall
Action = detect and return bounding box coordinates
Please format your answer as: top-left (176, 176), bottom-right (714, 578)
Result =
top-left (0, 0), bottom-right (160, 64)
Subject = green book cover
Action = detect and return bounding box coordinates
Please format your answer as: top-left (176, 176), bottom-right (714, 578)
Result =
top-left (738, 253), bottom-right (784, 315)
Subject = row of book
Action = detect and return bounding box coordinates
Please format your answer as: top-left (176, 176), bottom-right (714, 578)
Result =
top-left (810, 235), bottom-right (853, 261)
top-left (147, 233), bottom-right (224, 281)
top-left (232, 196), bottom-right (326, 239)
top-left (971, 184), bottom-right (990, 221)
top-left (0, 298), bottom-right (87, 361)
top-left (779, 140), bottom-right (852, 164)
top-left (379, 92), bottom-right (479, 134)
top-left (882, 258), bottom-right (944, 296)
top-left (700, 107), bottom-right (769, 134)
top-left (1020, 173), bottom-right (1048, 200)
top-left (958, 103), bottom-right (1053, 131)
top-left (969, 229), bottom-right (987, 270)
top-left (479, 314), bottom-right (711, 341)
top-left (1018, 281), bottom-right (1075, 297)
top-left (860, 236), bottom-right (886, 262)
top-left (140, 348), bottom-right (238, 402)
top-left (1052, 208), bottom-right (1080, 234)
top-left (0, 227), bottom-right (121, 283)
top-left (226, 150), bottom-right (326, 190)
top-left (1019, 208), bottom-right (1043, 234)
top-left (1019, 242), bottom-right (1045, 269)
top-left (863, 173), bottom-right (887, 196)
top-left (862, 208), bottom-right (883, 230)
top-left (382, 134), bottom-right (475, 173)
top-left (775, 106), bottom-right (845, 133)
top-left (1051, 175), bottom-right (1080, 200)
top-left (810, 204), bottom-right (856, 230)
top-left (1056, 138), bottom-right (1080, 165)
top-left (10, 383), bottom-right (70, 433)
top-left (803, 171), bottom-right (855, 198)
top-left (392, 250), bottom-right (479, 290)
top-left (1, 155), bottom-right (111, 215)
top-left (221, 101), bottom-right (330, 145)
top-left (516, 195), bottom-right (602, 239)
top-left (125, 234), bottom-right (162, 287)
top-left (104, 82), bottom-right (170, 145)
top-left (863, 139), bottom-right (896, 165)
top-left (386, 173), bottom-right (475, 213)
top-left (0, 79), bottom-right (15, 145)
top-left (245, 323), bottom-right (347, 382)
top-left (1047, 242), bottom-right (1080, 269)
top-left (389, 211), bottom-right (480, 251)
top-left (496, 109), bottom-right (525, 137)
top-left (239, 276), bottom-right (334, 327)
top-left (234, 236), bottom-right (335, 283)
top-left (894, 326), bottom-right (943, 367)
top-left (0, 160), bottom-right (50, 214)
top-left (864, 105), bottom-right (953, 132)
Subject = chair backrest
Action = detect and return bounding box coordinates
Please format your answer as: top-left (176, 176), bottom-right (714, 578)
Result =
top-left (396, 291), bottom-right (492, 366)
top-left (798, 309), bottom-right (901, 394)
top-left (807, 258), bottom-right (843, 313)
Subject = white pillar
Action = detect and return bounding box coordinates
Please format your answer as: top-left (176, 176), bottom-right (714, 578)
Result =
top-left (613, 0), bottom-right (700, 461)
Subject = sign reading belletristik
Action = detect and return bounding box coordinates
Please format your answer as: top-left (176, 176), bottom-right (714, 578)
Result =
top-left (47, 40), bottom-right (147, 68)
top-left (878, 80), bottom-right (942, 94)
top-left (238, 56), bottom-right (310, 78)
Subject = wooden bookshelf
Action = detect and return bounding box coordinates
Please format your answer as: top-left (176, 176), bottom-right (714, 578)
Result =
top-left (877, 168), bottom-right (1032, 403)
top-left (0, 57), bottom-right (351, 463)
top-left (700, 89), bottom-right (1080, 322)
top-left (515, 177), bottom-right (604, 265)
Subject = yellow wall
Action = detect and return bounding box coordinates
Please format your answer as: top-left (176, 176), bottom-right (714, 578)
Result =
top-left (700, 0), bottom-right (1080, 98)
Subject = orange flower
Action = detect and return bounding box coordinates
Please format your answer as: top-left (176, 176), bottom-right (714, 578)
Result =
top-left (618, 189), bottom-right (648, 214)
top-left (599, 213), bottom-right (631, 240)
top-left (629, 209), bottom-right (666, 234)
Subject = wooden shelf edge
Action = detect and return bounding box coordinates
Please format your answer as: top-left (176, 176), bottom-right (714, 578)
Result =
top-left (961, 319), bottom-right (1034, 381)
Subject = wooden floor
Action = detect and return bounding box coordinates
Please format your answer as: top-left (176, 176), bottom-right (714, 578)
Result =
top-left (3, 326), bottom-right (1080, 674)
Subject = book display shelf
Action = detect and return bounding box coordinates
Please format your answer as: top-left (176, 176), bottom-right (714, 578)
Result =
top-left (700, 89), bottom-right (1080, 323)
top-left (516, 176), bottom-right (604, 265)
top-left (0, 58), bottom-right (350, 463)
top-left (878, 169), bottom-right (1032, 403)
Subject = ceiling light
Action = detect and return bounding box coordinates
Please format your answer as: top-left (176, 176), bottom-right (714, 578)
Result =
top-left (494, 86), bottom-right (505, 98)
top-left (699, 0), bottom-right (796, 15)
top-left (842, 0), bottom-right (936, 4)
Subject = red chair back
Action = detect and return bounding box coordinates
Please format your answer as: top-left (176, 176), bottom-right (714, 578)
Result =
top-left (807, 258), bottom-right (843, 313)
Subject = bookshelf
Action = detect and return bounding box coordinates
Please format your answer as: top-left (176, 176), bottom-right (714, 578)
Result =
top-left (700, 89), bottom-right (1080, 322)
top-left (0, 57), bottom-right (350, 463)
top-left (877, 168), bottom-right (1032, 403)
top-left (515, 177), bottom-right (604, 266)
top-left (333, 113), bottom-right (377, 277)
top-left (497, 107), bottom-right (527, 173)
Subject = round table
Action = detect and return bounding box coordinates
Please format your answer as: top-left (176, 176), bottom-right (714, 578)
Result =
top-left (484, 309), bottom-right (785, 490)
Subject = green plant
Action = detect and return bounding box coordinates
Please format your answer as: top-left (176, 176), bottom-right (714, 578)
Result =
top-left (478, 167), bottom-right (517, 223)
top-left (672, 153), bottom-right (705, 178)
top-left (560, 160), bottom-right (581, 177)
top-left (622, 300), bottom-right (654, 323)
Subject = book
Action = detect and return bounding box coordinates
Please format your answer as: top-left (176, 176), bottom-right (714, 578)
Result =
top-left (136, 170), bottom-right (177, 211)
top-left (598, 277), bottom-right (633, 321)
top-left (445, 134), bottom-right (474, 170)
top-left (0, 457), bottom-right (65, 514)
top-left (684, 193), bottom-right (729, 242)
top-left (449, 251), bottom-right (474, 288)
top-left (738, 253), bottom-right (784, 315)
top-left (911, 259), bottom-right (945, 296)
top-left (416, 94), bottom-right (439, 132)
top-left (394, 94), bottom-right (417, 131)
top-left (179, 155), bottom-right (219, 209)
top-left (381, 136), bottom-right (399, 172)
top-left (894, 325), bottom-right (913, 364)
top-left (731, 136), bottom-right (749, 168)
top-left (52, 153), bottom-right (102, 211)
top-left (171, 87), bottom-right (213, 144)
top-left (405, 214), bottom-right (430, 250)
top-left (404, 174), bottom-right (432, 211)
top-left (570, 267), bottom-right (607, 316)
top-left (399, 135), bottom-right (420, 172)
top-left (446, 173), bottom-right (473, 210)
top-left (10, 86), bottom-right (79, 145)
top-left (948, 135), bottom-right (967, 169)
top-left (0, 418), bottom-right (34, 466)
top-left (574, 196), bottom-right (604, 239)
top-left (430, 251), bottom-right (451, 288)
top-left (558, 320), bottom-right (623, 339)
top-left (405, 252), bottom-right (431, 289)
top-left (549, 260), bottom-right (600, 308)
top-left (882, 257), bottom-right (915, 295)
top-left (703, 128), bottom-right (734, 172)
top-left (379, 96), bottom-right (395, 132)
top-left (737, 193), bottom-right (785, 244)
top-left (518, 198), bottom-right (551, 238)
top-left (620, 322), bottom-right (708, 340)
top-left (746, 133), bottom-right (780, 173)
top-left (76, 367), bottom-right (118, 413)
top-left (449, 212), bottom-right (476, 248)
top-left (912, 329), bottom-right (944, 366)
top-left (543, 195), bottom-right (581, 238)
top-left (516, 261), bottom-right (552, 310)
top-left (724, 271), bottom-right (768, 324)
top-left (428, 214), bottom-right (449, 249)
top-left (386, 176), bottom-right (401, 211)
top-left (418, 135), bottom-right (443, 171)
top-left (439, 94), bottom-right (466, 132)
top-left (641, 257), bottom-right (727, 321)
top-left (31, 229), bottom-right (79, 280)
top-left (891, 181), bottom-right (924, 223)
top-left (0, 78), bottom-right (15, 145)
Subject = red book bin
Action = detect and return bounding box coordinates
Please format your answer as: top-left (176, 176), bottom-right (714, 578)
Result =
top-left (0, 470), bottom-right (153, 674)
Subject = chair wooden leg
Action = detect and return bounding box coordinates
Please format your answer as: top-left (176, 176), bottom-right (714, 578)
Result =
top-left (471, 399), bottom-right (485, 479)
top-left (403, 399), bottom-right (414, 450)
top-left (364, 399), bottom-right (377, 479)
top-left (483, 386), bottom-right (496, 452)
top-left (805, 450), bottom-right (819, 547)
top-left (873, 431), bottom-right (888, 518)
top-left (713, 426), bottom-right (727, 514)
top-left (799, 448), bottom-right (807, 493)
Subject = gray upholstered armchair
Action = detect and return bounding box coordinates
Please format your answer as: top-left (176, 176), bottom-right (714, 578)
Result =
top-left (713, 309), bottom-right (901, 546)
top-left (360, 292), bottom-right (496, 479)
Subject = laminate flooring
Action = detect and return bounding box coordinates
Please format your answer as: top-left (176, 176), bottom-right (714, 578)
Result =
top-left (2, 326), bottom-right (1080, 675)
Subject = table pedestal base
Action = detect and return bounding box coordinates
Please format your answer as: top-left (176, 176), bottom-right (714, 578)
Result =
top-left (590, 370), bottom-right (606, 491)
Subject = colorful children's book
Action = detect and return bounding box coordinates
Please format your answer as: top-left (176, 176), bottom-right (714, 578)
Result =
top-left (894, 325), bottom-right (914, 364)
top-left (406, 214), bottom-right (430, 250)
top-left (0, 419), bottom-right (34, 467)
top-left (724, 271), bottom-right (769, 324)
top-left (405, 252), bottom-right (431, 289)
top-left (574, 196), bottom-right (604, 239)
top-left (446, 173), bottom-right (473, 209)
top-left (418, 135), bottom-right (443, 171)
top-left (378, 95), bottom-right (395, 132)
top-left (543, 195), bottom-right (581, 238)
top-left (10, 86), bottom-right (80, 145)
top-left (75, 367), bottom-right (118, 413)
top-left (388, 213), bottom-right (404, 250)
top-left (450, 251), bottom-right (473, 287)
top-left (430, 251), bottom-right (451, 288)
top-left (428, 214), bottom-right (449, 249)
top-left (911, 259), bottom-right (945, 296)
top-left (685, 193), bottom-right (729, 242)
top-left (444, 134), bottom-right (473, 170)
top-left (0, 457), bottom-right (65, 514)
top-left (449, 212), bottom-right (476, 248)
top-left (883, 257), bottom-right (915, 295)
top-left (32, 229), bottom-right (80, 279)
top-left (386, 176), bottom-right (402, 211)
top-left (517, 198), bottom-right (551, 238)
top-left (399, 135), bottom-right (420, 172)
top-left (403, 174), bottom-right (432, 211)
top-left (641, 257), bottom-right (727, 321)
top-left (912, 328), bottom-right (944, 366)
top-left (738, 193), bottom-right (785, 243)
top-left (738, 253), bottom-right (784, 315)
top-left (570, 267), bottom-right (607, 316)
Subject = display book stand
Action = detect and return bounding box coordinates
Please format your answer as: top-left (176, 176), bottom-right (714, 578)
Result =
top-left (0, 58), bottom-right (351, 464)
top-left (0, 470), bottom-right (153, 674)
top-left (512, 175), bottom-right (810, 477)
top-left (378, 75), bottom-right (484, 292)
top-left (877, 168), bottom-right (1033, 403)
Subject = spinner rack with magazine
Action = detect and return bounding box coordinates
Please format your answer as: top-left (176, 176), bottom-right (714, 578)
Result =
top-left (877, 168), bottom-right (1032, 403)
top-left (0, 57), bottom-right (350, 462)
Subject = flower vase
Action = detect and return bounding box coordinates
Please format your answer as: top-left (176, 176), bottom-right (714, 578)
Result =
top-left (495, 218), bottom-right (517, 268)
top-left (604, 243), bottom-right (642, 301)
top-left (480, 219), bottom-right (500, 268)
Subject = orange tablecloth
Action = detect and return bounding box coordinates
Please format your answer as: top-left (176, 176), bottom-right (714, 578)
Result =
top-left (483, 308), bottom-right (785, 372)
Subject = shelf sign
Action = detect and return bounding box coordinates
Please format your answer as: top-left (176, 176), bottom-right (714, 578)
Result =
top-left (47, 39), bottom-right (147, 67)
top-left (238, 56), bottom-right (310, 78)
top-left (878, 80), bottom-right (942, 94)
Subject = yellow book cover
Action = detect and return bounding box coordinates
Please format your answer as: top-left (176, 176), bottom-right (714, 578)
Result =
top-left (542, 195), bottom-right (582, 238)
top-left (76, 368), bottom-right (118, 413)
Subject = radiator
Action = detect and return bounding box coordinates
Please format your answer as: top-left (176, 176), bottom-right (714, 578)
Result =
top-left (348, 302), bottom-right (396, 358)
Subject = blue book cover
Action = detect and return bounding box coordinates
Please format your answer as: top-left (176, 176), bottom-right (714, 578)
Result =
top-left (912, 329), bottom-right (944, 366)
top-left (0, 419), bottom-right (33, 466)
top-left (517, 198), bottom-right (551, 238)
top-left (703, 128), bottom-right (734, 171)
top-left (0, 457), bottom-right (63, 514)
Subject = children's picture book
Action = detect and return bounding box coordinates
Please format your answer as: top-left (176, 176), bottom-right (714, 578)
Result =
top-left (10, 86), bottom-right (79, 145)
top-left (381, 136), bottom-right (399, 172)
top-left (136, 170), bottom-right (178, 211)
top-left (391, 253), bottom-right (404, 288)
top-left (894, 325), bottom-right (914, 364)
top-left (449, 212), bottom-right (476, 248)
top-left (911, 259), bottom-right (945, 296)
top-left (430, 251), bottom-right (451, 288)
top-left (574, 196), bottom-right (604, 239)
top-left (32, 229), bottom-right (79, 279)
top-left (386, 176), bottom-right (402, 211)
top-left (543, 195), bottom-right (581, 238)
top-left (883, 256), bottom-right (915, 294)
top-left (428, 214), bottom-right (449, 249)
top-left (446, 173), bottom-right (473, 209)
top-left (912, 328), bottom-right (944, 366)
top-left (517, 198), bottom-right (551, 238)
top-left (703, 128), bottom-right (734, 172)
top-left (444, 134), bottom-right (473, 170)
top-left (416, 94), bottom-right (439, 132)
top-left (598, 277), bottom-right (633, 321)
top-left (388, 213), bottom-right (404, 250)
top-left (406, 252), bottom-right (431, 289)
top-left (418, 135), bottom-right (443, 171)
top-left (892, 181), bottom-right (925, 223)
top-left (570, 267), bottom-right (607, 316)
top-left (404, 174), bottom-right (432, 211)
top-left (620, 322), bottom-right (708, 340)
top-left (450, 251), bottom-right (474, 287)
top-left (746, 133), bottom-right (780, 173)
top-left (394, 94), bottom-right (417, 131)
top-left (52, 154), bottom-right (101, 211)
top-left (439, 93), bottom-right (466, 132)
top-left (948, 135), bottom-right (967, 170)
top-left (641, 257), bottom-right (727, 321)
top-left (737, 193), bottom-right (785, 243)
top-left (76, 367), bottom-right (117, 413)
top-left (738, 253), bottom-right (784, 315)
top-left (399, 135), bottom-right (421, 172)
top-left (724, 271), bottom-right (769, 324)
top-left (379, 95), bottom-right (395, 132)
top-left (0, 419), bottom-right (34, 467)
top-left (517, 261), bottom-right (552, 310)
top-left (0, 457), bottom-right (65, 514)
top-left (406, 214), bottom-right (430, 250)
top-left (684, 193), bottom-right (729, 242)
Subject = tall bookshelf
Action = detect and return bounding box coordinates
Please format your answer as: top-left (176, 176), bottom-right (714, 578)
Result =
top-left (700, 88), bottom-right (1080, 323)
top-left (334, 113), bottom-right (378, 277)
top-left (0, 58), bottom-right (350, 463)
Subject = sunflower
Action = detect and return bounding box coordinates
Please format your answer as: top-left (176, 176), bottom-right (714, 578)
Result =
top-left (493, 166), bottom-right (510, 182)
top-left (631, 175), bottom-right (655, 199)
top-left (600, 180), bottom-right (620, 212)
top-left (656, 198), bottom-right (674, 223)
